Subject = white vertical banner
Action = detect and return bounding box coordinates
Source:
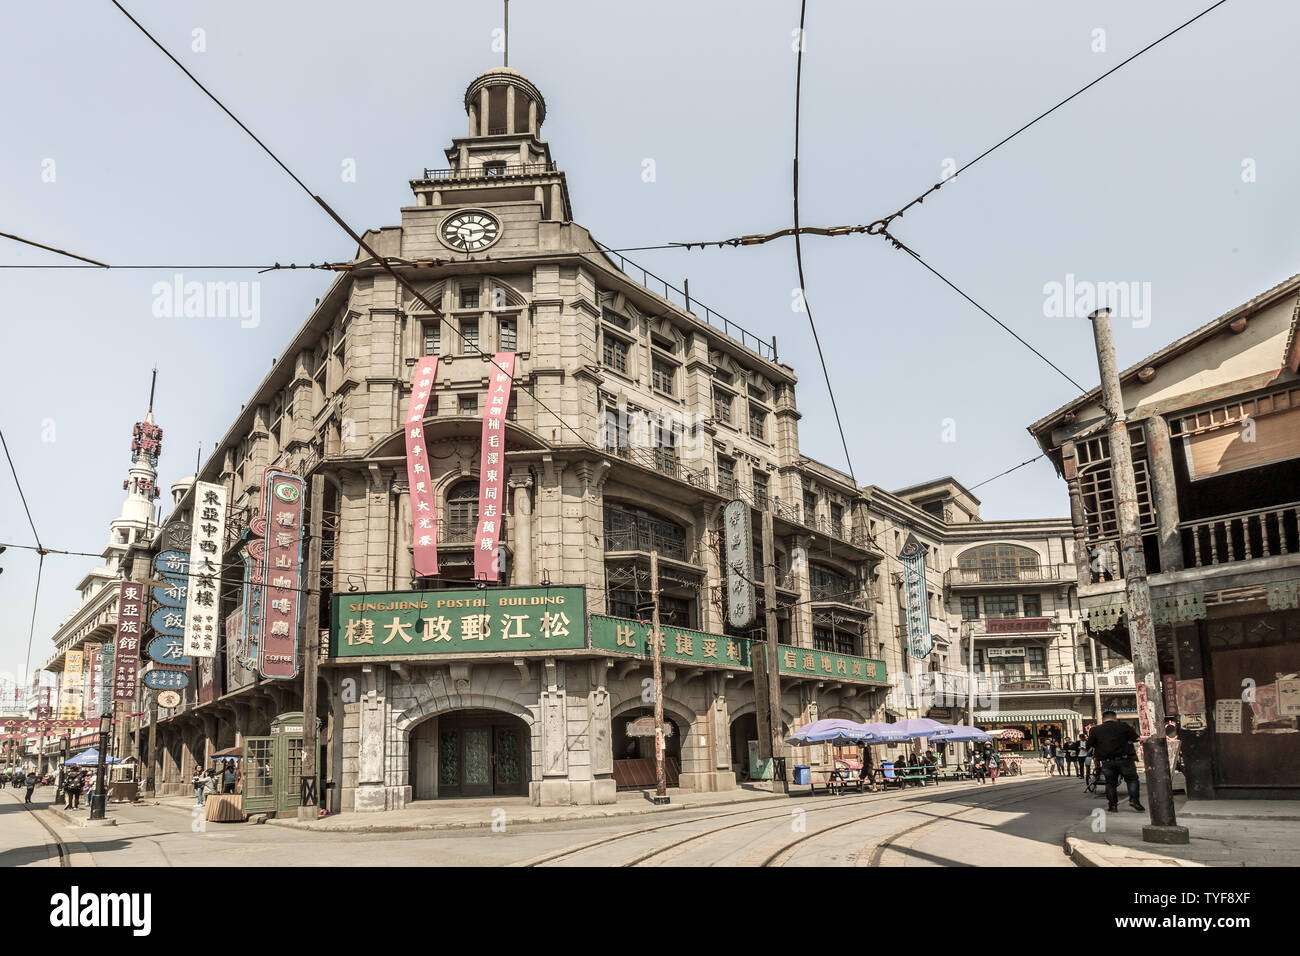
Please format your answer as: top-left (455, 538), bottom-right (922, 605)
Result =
top-left (184, 480), bottom-right (228, 659)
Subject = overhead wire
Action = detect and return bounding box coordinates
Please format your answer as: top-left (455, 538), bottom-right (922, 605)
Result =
top-left (792, 0), bottom-right (857, 486)
top-left (107, 0), bottom-right (599, 453)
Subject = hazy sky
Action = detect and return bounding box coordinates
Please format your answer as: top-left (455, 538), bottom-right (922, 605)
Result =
top-left (3, 0), bottom-right (1297, 684)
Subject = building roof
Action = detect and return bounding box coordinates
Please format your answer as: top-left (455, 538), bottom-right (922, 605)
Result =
top-left (890, 475), bottom-right (981, 507)
top-left (1027, 271), bottom-right (1300, 441)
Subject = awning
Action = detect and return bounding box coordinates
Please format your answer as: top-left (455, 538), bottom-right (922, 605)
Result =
top-left (974, 709), bottom-right (1082, 724)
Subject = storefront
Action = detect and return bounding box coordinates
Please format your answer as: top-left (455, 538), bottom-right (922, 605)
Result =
top-left (974, 709), bottom-right (1083, 752)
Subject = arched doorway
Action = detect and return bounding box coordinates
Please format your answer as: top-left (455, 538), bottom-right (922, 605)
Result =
top-left (409, 709), bottom-right (529, 799)
top-left (730, 712), bottom-right (758, 780)
top-left (611, 708), bottom-right (682, 789)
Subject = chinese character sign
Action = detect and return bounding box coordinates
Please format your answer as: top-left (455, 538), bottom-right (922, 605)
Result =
top-left (258, 469), bottom-right (304, 680)
top-left (60, 650), bottom-right (84, 719)
top-left (330, 587), bottom-right (584, 657)
top-left (184, 481), bottom-right (227, 659)
top-left (405, 356), bottom-right (440, 576)
top-left (899, 533), bottom-right (933, 660)
top-left (114, 580), bottom-right (145, 703)
top-left (475, 352), bottom-right (515, 582)
top-left (85, 644), bottom-right (101, 716)
top-left (724, 499), bottom-right (755, 628)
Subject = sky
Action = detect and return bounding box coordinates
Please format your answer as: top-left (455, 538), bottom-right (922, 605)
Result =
top-left (3, 0), bottom-right (1298, 686)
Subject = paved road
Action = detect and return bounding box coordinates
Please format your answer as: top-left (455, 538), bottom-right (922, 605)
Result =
top-left (0, 788), bottom-right (62, 867)
top-left (18, 777), bottom-right (1089, 867)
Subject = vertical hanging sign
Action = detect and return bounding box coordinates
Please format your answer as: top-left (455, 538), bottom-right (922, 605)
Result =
top-left (475, 352), bottom-right (515, 582)
top-left (900, 533), bottom-right (934, 660)
top-left (405, 356), bottom-right (440, 576)
top-left (258, 469), bottom-right (305, 679)
top-left (61, 650), bottom-right (85, 718)
top-left (185, 481), bottom-right (227, 659)
top-left (85, 643), bottom-right (102, 717)
top-left (113, 580), bottom-right (144, 703)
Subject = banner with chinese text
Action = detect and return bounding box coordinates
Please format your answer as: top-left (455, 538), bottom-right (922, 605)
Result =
top-left (60, 649), bottom-right (84, 718)
top-left (331, 587), bottom-right (583, 657)
top-left (899, 533), bottom-right (933, 660)
top-left (405, 356), bottom-right (439, 576)
top-left (474, 352), bottom-right (515, 581)
top-left (113, 580), bottom-right (145, 703)
top-left (257, 469), bottom-right (305, 679)
top-left (184, 481), bottom-right (227, 658)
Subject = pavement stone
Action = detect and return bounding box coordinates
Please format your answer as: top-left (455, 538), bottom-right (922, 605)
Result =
top-left (1064, 797), bottom-right (1300, 867)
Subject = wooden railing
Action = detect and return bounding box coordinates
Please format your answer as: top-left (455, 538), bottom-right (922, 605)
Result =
top-left (1179, 501), bottom-right (1300, 568)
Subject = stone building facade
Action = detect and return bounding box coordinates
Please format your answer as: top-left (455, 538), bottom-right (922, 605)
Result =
top-left (37, 65), bottom-right (1129, 812)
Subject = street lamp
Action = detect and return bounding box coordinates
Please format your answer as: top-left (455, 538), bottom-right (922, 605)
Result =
top-left (89, 712), bottom-right (110, 820)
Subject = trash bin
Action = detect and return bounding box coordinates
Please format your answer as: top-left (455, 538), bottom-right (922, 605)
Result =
top-left (793, 765), bottom-right (811, 786)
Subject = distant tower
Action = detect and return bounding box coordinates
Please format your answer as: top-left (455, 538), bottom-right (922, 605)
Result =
top-left (108, 398), bottom-right (164, 568)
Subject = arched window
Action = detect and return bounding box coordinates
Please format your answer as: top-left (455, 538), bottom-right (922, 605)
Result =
top-left (957, 544), bottom-right (1040, 582)
top-left (447, 481), bottom-right (479, 535)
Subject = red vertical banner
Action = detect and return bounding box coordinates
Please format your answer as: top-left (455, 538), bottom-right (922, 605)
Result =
top-left (258, 469), bottom-right (305, 680)
top-left (113, 581), bottom-right (144, 703)
top-left (405, 356), bottom-right (440, 576)
top-left (475, 352), bottom-right (515, 582)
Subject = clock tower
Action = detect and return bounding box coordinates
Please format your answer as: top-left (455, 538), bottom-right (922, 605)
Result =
top-left (409, 67), bottom-right (573, 245)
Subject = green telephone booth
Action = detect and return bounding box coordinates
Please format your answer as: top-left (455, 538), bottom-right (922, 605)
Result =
top-left (242, 712), bottom-right (320, 818)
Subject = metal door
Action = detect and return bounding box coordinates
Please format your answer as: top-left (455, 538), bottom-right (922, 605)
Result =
top-left (494, 725), bottom-right (524, 795)
top-left (461, 727), bottom-right (493, 797)
top-left (241, 737), bottom-right (274, 815)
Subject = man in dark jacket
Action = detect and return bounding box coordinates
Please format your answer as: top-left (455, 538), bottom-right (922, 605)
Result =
top-left (1087, 711), bottom-right (1144, 812)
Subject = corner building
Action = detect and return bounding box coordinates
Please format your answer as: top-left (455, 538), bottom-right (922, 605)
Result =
top-left (136, 68), bottom-right (1091, 812)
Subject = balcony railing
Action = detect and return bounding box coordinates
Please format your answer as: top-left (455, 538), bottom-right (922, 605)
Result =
top-left (420, 161), bottom-right (558, 180)
top-left (945, 565), bottom-right (1062, 587)
top-left (603, 527), bottom-right (688, 562)
top-left (605, 443), bottom-right (712, 491)
top-left (809, 584), bottom-right (870, 609)
top-left (1180, 500), bottom-right (1300, 568)
top-left (930, 670), bottom-right (1135, 698)
top-left (439, 521), bottom-right (507, 545)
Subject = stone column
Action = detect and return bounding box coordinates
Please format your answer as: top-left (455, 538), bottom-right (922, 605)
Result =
top-left (509, 474), bottom-right (534, 585)
top-left (354, 665), bottom-right (393, 811)
top-left (479, 87), bottom-right (490, 136)
top-left (505, 85), bottom-right (516, 134)
top-left (394, 487), bottom-right (412, 586)
top-left (1144, 415), bottom-right (1184, 573)
top-left (528, 98), bottom-right (537, 134)
top-left (468, 103), bottom-right (478, 138)
top-left (550, 183), bottom-right (563, 220)
top-left (697, 502), bottom-right (722, 633)
top-left (792, 533), bottom-right (814, 649)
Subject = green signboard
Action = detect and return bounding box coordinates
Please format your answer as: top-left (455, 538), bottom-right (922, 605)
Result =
top-left (775, 645), bottom-right (886, 684)
top-left (589, 615), bottom-right (887, 685)
top-left (591, 615), bottom-right (754, 668)
top-left (330, 587), bottom-right (586, 657)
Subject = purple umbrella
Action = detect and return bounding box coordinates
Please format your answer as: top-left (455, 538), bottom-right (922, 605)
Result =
top-left (785, 718), bottom-right (877, 747)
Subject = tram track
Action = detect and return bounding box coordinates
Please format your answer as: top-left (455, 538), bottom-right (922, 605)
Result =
top-left (521, 776), bottom-right (1057, 867)
top-left (4, 789), bottom-right (71, 867)
top-left (760, 778), bottom-right (1078, 868)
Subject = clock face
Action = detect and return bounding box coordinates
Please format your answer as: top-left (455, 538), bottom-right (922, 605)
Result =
top-left (440, 211), bottom-right (501, 251)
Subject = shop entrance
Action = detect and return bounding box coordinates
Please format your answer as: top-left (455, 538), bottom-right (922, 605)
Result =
top-left (612, 709), bottom-right (681, 789)
top-left (409, 710), bottom-right (528, 799)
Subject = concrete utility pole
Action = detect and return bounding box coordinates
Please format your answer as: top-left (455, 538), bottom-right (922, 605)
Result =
top-left (1086, 307), bottom-right (1188, 845)
top-left (1088, 636), bottom-right (1103, 731)
top-left (761, 510), bottom-right (787, 794)
top-left (648, 550), bottom-right (669, 804)
top-left (298, 472), bottom-right (324, 820)
top-left (145, 691), bottom-right (158, 796)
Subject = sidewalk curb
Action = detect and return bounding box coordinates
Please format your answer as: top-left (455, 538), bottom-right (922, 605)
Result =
top-left (45, 803), bottom-right (118, 828)
top-left (264, 789), bottom-right (786, 834)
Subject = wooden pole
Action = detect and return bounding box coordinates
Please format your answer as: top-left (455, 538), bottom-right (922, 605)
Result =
top-left (762, 509), bottom-right (787, 793)
top-left (298, 473), bottom-right (324, 820)
top-left (649, 550), bottom-right (669, 804)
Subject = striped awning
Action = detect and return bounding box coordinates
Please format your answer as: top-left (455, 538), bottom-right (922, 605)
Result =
top-left (974, 709), bottom-right (1082, 724)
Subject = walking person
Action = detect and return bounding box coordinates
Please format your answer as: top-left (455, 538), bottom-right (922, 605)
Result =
top-left (987, 744), bottom-right (1000, 784)
top-left (23, 770), bottom-right (37, 805)
top-left (1052, 739), bottom-right (1066, 777)
top-left (1086, 711), bottom-right (1144, 812)
top-left (1063, 738), bottom-right (1077, 777)
top-left (1076, 734), bottom-right (1089, 778)
top-left (65, 768), bottom-right (83, 810)
top-left (192, 764), bottom-right (206, 807)
top-left (221, 760), bottom-right (236, 794)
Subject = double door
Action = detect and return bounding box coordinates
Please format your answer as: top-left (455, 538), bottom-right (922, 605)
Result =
top-left (436, 720), bottom-right (526, 797)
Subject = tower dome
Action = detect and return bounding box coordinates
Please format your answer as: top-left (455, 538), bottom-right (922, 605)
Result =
top-left (464, 67), bottom-right (546, 137)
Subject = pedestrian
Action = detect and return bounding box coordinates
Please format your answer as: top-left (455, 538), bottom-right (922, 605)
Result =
top-left (203, 768), bottom-right (219, 801)
top-left (1040, 741), bottom-right (1051, 774)
top-left (1052, 739), bottom-right (1065, 777)
top-left (222, 760), bottom-right (236, 794)
top-left (1064, 738), bottom-right (1077, 776)
top-left (971, 751), bottom-right (986, 784)
top-left (861, 747), bottom-right (877, 792)
top-left (1075, 734), bottom-right (1088, 778)
top-left (1086, 710), bottom-right (1144, 813)
top-left (987, 745), bottom-right (1000, 784)
top-left (192, 764), bottom-right (206, 807)
top-left (65, 768), bottom-right (83, 810)
top-left (24, 770), bottom-right (37, 805)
